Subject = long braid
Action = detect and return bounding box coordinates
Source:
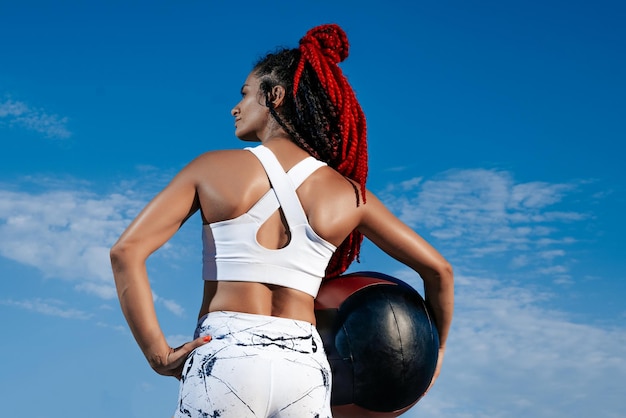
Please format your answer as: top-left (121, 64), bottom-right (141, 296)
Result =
top-left (254, 24), bottom-right (368, 278)
top-left (294, 24), bottom-right (368, 278)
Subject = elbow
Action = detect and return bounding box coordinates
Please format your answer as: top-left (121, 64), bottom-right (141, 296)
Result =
top-left (423, 259), bottom-right (454, 288)
top-left (441, 260), bottom-right (454, 282)
top-left (109, 240), bottom-right (135, 273)
top-left (109, 241), bottom-right (141, 296)
top-left (109, 241), bottom-right (125, 266)
top-left (110, 239), bottom-right (149, 278)
top-left (438, 260), bottom-right (454, 289)
top-left (110, 243), bottom-right (124, 280)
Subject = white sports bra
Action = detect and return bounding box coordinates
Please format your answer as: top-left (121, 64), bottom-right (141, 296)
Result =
top-left (202, 145), bottom-right (337, 298)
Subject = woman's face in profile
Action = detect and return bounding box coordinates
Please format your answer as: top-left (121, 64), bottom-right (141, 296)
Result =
top-left (231, 73), bottom-right (269, 142)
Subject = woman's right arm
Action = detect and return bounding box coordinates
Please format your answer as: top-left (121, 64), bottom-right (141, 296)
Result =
top-left (110, 157), bottom-right (210, 377)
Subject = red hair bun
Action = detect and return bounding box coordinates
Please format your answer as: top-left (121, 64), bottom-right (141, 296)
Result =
top-left (299, 24), bottom-right (349, 65)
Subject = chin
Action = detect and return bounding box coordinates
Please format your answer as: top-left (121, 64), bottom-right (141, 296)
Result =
top-left (236, 133), bottom-right (262, 142)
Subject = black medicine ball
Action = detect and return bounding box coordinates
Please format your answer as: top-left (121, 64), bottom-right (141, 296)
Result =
top-left (315, 272), bottom-right (439, 417)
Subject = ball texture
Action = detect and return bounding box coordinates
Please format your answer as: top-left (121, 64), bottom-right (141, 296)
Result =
top-left (315, 272), bottom-right (439, 417)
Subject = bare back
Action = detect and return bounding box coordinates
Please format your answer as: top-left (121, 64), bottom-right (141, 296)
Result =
top-left (190, 141), bottom-right (363, 324)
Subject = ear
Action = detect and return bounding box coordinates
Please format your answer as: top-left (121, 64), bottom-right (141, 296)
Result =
top-left (270, 85), bottom-right (286, 108)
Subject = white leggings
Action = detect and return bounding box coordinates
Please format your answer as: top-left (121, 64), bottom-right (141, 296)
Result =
top-left (175, 311), bottom-right (332, 418)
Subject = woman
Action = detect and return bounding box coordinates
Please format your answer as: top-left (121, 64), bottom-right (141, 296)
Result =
top-left (110, 24), bottom-right (453, 418)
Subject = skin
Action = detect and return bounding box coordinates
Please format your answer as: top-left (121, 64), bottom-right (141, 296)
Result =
top-left (110, 73), bottom-right (454, 389)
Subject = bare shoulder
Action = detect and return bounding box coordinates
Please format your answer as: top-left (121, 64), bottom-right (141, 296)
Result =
top-left (302, 166), bottom-right (362, 204)
top-left (181, 149), bottom-right (262, 180)
top-left (188, 149), bottom-right (256, 168)
top-left (190, 148), bottom-right (269, 223)
top-left (298, 167), bottom-right (367, 245)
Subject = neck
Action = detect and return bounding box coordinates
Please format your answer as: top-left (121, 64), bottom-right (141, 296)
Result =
top-left (260, 134), bottom-right (292, 145)
top-left (260, 136), bottom-right (311, 161)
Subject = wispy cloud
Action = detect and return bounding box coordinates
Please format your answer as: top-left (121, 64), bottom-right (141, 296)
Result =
top-left (0, 188), bottom-right (138, 296)
top-left (407, 271), bottom-right (626, 418)
top-left (153, 292), bottom-right (185, 317)
top-left (380, 168), bottom-right (595, 282)
top-left (95, 321), bottom-right (129, 334)
top-left (0, 298), bottom-right (92, 319)
top-left (0, 98), bottom-right (71, 139)
top-left (378, 169), bottom-right (622, 418)
top-left (166, 334), bottom-right (193, 347)
top-left (382, 169), bottom-right (585, 241)
top-left (0, 175), bottom-right (194, 321)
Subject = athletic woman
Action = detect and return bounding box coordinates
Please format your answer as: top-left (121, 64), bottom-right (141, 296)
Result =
top-left (110, 24), bottom-right (453, 418)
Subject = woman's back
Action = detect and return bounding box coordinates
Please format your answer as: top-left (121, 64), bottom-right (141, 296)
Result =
top-left (195, 140), bottom-right (362, 250)
top-left (192, 138), bottom-right (363, 323)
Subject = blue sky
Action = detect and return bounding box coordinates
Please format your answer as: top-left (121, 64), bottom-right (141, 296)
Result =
top-left (1, 0), bottom-right (625, 416)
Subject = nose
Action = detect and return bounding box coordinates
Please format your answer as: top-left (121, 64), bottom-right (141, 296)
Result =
top-left (231, 106), bottom-right (239, 117)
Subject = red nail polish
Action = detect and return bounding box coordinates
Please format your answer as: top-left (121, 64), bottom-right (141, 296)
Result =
top-left (203, 335), bottom-right (211, 342)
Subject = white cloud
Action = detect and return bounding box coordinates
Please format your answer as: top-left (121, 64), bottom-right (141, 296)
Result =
top-left (95, 321), bottom-right (129, 334)
top-left (75, 282), bottom-right (118, 300)
top-left (0, 178), bottom-right (193, 325)
top-left (0, 99), bottom-right (28, 117)
top-left (0, 298), bottom-right (92, 319)
top-left (153, 291), bottom-right (185, 317)
top-left (376, 169), bottom-right (624, 417)
top-left (509, 181), bottom-right (575, 209)
top-left (379, 168), bottom-right (593, 280)
top-left (382, 169), bottom-right (586, 240)
top-left (0, 188), bottom-right (140, 291)
top-left (399, 271), bottom-right (626, 418)
top-left (0, 98), bottom-right (71, 139)
top-left (166, 334), bottom-right (193, 348)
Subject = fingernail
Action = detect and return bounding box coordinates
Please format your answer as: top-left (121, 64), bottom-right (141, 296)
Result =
top-left (203, 335), bottom-right (212, 342)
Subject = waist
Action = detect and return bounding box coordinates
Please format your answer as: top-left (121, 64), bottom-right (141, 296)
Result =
top-left (199, 281), bottom-right (316, 324)
top-left (204, 262), bottom-right (324, 298)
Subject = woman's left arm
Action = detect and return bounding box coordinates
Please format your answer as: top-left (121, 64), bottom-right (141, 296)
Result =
top-left (357, 191), bottom-right (454, 389)
top-left (110, 159), bottom-right (209, 377)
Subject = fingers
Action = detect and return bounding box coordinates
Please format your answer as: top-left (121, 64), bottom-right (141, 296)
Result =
top-left (170, 335), bottom-right (212, 364)
top-left (156, 335), bottom-right (213, 378)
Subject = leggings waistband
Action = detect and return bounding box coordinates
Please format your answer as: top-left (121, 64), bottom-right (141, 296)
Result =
top-left (194, 311), bottom-right (322, 354)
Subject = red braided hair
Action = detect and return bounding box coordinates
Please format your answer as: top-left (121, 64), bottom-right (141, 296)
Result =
top-left (293, 24), bottom-right (368, 278)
